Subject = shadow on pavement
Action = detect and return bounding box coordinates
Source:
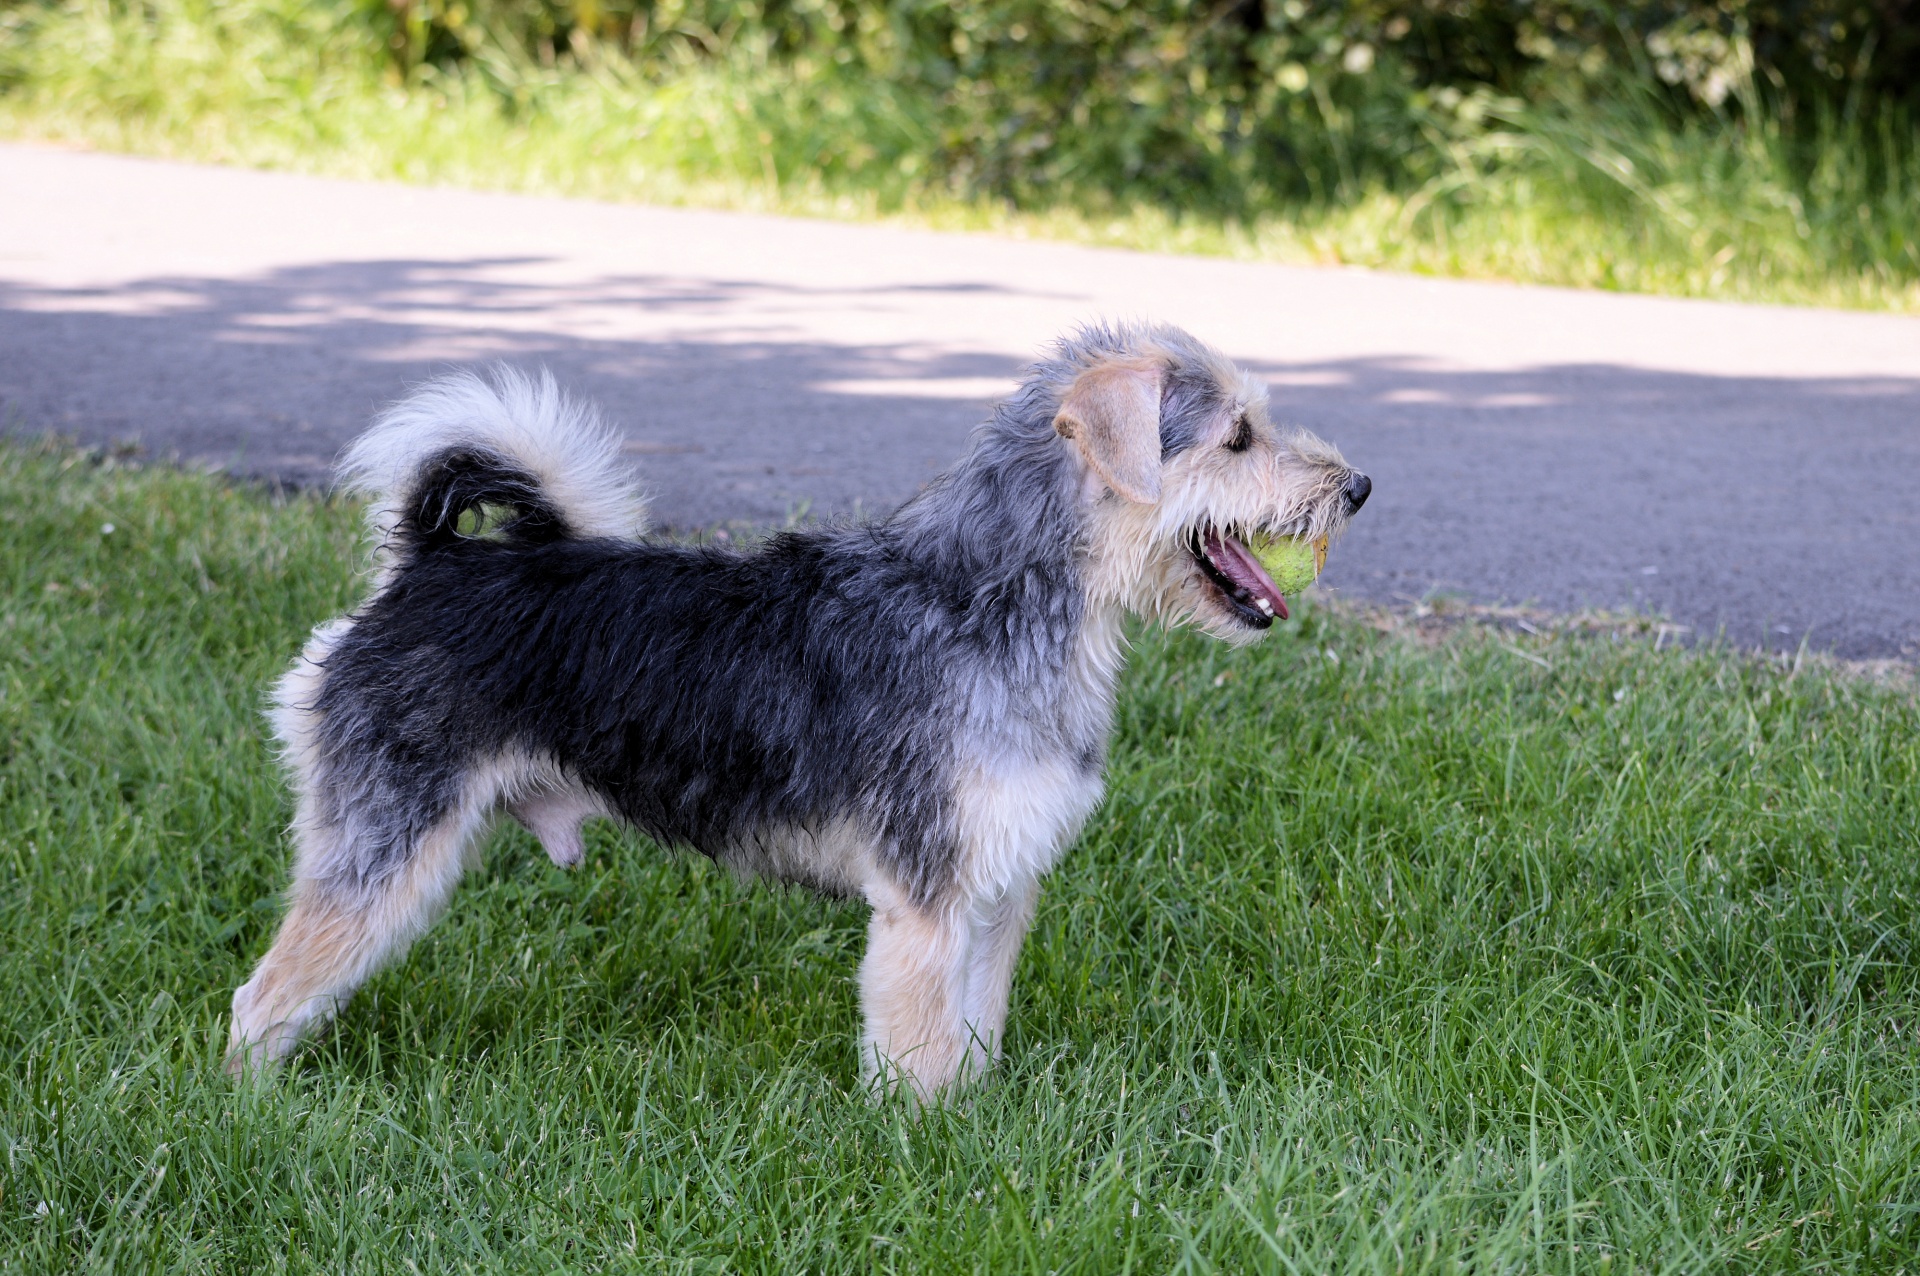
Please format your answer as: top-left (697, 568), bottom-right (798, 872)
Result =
top-left (3, 259), bottom-right (1917, 658)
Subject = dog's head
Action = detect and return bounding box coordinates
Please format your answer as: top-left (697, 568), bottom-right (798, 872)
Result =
top-left (1044, 323), bottom-right (1369, 644)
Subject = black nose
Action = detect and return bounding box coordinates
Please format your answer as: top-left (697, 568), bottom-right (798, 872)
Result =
top-left (1344, 472), bottom-right (1371, 512)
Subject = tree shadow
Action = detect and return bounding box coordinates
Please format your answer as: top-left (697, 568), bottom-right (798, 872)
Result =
top-left (0, 258), bottom-right (1029, 529)
top-left (3, 256), bottom-right (1916, 656)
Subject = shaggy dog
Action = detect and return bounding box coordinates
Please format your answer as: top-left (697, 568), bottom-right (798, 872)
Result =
top-left (227, 321), bottom-right (1370, 1101)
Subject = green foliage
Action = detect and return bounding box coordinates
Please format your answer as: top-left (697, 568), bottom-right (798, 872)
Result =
top-left (2, 444), bottom-right (1918, 1271)
top-left (280, 0), bottom-right (1920, 208)
top-left (3, 0), bottom-right (1918, 308)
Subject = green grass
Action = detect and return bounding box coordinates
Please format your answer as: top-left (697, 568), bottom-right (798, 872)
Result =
top-left (3, 0), bottom-right (1919, 312)
top-left (2, 441), bottom-right (1918, 1273)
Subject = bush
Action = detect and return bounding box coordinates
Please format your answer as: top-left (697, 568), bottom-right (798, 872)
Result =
top-left (334, 0), bottom-right (1920, 210)
top-left (2, 0), bottom-right (1916, 307)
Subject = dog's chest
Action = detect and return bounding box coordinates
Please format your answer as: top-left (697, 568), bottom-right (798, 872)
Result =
top-left (950, 752), bottom-right (1106, 898)
top-left (948, 609), bottom-right (1123, 897)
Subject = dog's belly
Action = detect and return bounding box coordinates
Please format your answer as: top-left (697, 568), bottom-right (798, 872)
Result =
top-left (715, 817), bottom-right (878, 898)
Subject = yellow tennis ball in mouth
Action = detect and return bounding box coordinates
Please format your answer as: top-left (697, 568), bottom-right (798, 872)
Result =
top-left (1248, 534), bottom-right (1326, 596)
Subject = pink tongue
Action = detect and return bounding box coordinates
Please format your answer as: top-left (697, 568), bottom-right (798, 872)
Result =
top-left (1204, 530), bottom-right (1289, 620)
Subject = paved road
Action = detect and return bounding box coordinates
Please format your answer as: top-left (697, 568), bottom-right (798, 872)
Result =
top-left (4, 144), bottom-right (1917, 658)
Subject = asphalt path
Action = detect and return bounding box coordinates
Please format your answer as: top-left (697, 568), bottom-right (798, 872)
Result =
top-left (4, 144), bottom-right (1917, 657)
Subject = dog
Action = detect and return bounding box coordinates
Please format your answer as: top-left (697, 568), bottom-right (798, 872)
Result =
top-left (226, 321), bottom-right (1370, 1101)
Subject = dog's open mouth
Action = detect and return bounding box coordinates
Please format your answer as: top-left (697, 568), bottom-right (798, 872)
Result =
top-left (1189, 526), bottom-right (1288, 628)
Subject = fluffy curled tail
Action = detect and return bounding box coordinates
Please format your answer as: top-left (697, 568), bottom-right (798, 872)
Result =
top-left (341, 367), bottom-right (645, 570)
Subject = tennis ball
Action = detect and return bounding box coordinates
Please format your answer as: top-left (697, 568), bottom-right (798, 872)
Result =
top-left (1249, 534), bottom-right (1326, 596)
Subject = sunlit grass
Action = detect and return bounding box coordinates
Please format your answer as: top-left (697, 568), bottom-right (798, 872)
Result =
top-left (3, 0), bottom-right (1918, 312)
top-left (2, 443), bottom-right (1917, 1272)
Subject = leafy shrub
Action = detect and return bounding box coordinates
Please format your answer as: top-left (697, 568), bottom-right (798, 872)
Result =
top-left (2, 0), bottom-right (1915, 305)
top-left (329, 0), bottom-right (1918, 208)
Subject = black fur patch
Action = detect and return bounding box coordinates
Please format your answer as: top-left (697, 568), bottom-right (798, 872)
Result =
top-left (307, 415), bottom-right (1092, 904)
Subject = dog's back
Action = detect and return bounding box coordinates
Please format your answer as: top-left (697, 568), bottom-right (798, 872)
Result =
top-left (310, 509), bottom-right (963, 895)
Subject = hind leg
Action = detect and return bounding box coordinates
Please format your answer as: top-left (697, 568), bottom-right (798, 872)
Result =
top-left (226, 800), bottom-right (483, 1075)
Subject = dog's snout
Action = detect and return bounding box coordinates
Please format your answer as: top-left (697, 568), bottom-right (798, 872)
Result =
top-left (1343, 472), bottom-right (1372, 512)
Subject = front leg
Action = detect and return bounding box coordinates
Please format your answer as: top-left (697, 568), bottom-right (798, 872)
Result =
top-left (859, 879), bottom-right (972, 1104)
top-left (960, 874), bottom-right (1041, 1076)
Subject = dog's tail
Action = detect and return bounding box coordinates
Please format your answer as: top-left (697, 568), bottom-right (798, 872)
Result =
top-left (341, 367), bottom-right (645, 570)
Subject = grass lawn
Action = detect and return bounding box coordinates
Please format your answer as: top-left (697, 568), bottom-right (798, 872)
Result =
top-left (2, 441), bottom-right (1918, 1273)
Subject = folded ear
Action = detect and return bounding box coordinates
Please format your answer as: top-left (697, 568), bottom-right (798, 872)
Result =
top-left (1053, 360), bottom-right (1163, 504)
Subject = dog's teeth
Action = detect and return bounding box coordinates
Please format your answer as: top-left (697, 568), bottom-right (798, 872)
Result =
top-left (1256, 598), bottom-right (1273, 615)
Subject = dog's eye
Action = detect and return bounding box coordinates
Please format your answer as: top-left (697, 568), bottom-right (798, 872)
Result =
top-left (1224, 416), bottom-right (1253, 453)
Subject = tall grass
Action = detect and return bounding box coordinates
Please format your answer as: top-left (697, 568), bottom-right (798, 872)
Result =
top-left (3, 0), bottom-right (1918, 310)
